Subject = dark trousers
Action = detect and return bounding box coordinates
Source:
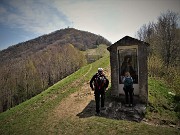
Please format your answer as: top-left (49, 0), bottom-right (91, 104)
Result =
top-left (123, 87), bottom-right (134, 105)
top-left (95, 90), bottom-right (105, 113)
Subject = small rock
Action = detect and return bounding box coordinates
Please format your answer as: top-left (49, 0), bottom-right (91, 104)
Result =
top-left (135, 104), bottom-right (146, 115)
top-left (134, 114), bottom-right (141, 119)
top-left (109, 102), bottom-right (113, 108)
top-left (118, 102), bottom-right (122, 108)
top-left (133, 118), bottom-right (140, 122)
top-left (142, 118), bottom-right (148, 122)
top-left (168, 92), bottom-right (175, 96)
top-left (169, 124), bottom-right (176, 128)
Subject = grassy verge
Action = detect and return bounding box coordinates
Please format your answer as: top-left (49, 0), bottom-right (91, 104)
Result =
top-left (147, 78), bottom-right (180, 126)
top-left (52, 117), bottom-right (178, 135)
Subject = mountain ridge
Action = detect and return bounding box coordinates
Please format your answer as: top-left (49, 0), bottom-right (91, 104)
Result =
top-left (0, 28), bottom-right (111, 63)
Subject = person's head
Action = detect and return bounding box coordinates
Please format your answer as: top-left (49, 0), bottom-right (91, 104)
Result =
top-left (125, 72), bottom-right (130, 77)
top-left (98, 68), bottom-right (103, 74)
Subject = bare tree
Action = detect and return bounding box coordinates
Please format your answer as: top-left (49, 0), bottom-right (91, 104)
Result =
top-left (156, 10), bottom-right (179, 68)
top-left (136, 10), bottom-right (180, 68)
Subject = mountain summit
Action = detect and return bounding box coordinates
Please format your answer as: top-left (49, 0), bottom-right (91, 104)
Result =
top-left (0, 28), bottom-right (111, 63)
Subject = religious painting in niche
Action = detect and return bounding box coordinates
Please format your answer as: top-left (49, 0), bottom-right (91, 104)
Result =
top-left (118, 48), bottom-right (138, 84)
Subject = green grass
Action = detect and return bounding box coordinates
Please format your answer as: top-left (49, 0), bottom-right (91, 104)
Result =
top-left (84, 44), bottom-right (109, 56)
top-left (53, 117), bottom-right (178, 135)
top-left (84, 44), bottom-right (109, 63)
top-left (0, 55), bottom-right (179, 135)
top-left (147, 78), bottom-right (179, 125)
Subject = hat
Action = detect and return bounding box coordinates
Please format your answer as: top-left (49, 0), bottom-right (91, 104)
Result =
top-left (98, 68), bottom-right (103, 72)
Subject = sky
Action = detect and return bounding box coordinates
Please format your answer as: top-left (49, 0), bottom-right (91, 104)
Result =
top-left (0, 0), bottom-right (180, 50)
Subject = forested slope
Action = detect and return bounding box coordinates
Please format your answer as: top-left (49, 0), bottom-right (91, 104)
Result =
top-left (0, 28), bottom-right (111, 113)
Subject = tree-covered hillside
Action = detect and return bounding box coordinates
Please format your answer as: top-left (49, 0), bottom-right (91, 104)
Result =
top-left (0, 28), bottom-right (111, 113)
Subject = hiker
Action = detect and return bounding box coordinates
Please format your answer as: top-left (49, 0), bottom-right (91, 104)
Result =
top-left (90, 68), bottom-right (109, 115)
top-left (123, 72), bottom-right (134, 107)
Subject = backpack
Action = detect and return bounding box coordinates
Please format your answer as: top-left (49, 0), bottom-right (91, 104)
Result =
top-left (94, 73), bottom-right (106, 90)
top-left (124, 77), bottom-right (133, 88)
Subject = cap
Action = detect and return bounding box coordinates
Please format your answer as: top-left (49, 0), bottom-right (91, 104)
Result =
top-left (98, 68), bottom-right (103, 72)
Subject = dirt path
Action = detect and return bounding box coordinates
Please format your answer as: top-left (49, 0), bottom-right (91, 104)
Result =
top-left (47, 64), bottom-right (96, 122)
top-left (52, 64), bottom-right (112, 119)
top-left (49, 65), bottom-right (111, 120)
top-left (52, 64), bottom-right (96, 118)
top-left (53, 82), bottom-right (94, 118)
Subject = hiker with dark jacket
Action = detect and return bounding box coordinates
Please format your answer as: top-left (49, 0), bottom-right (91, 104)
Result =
top-left (123, 72), bottom-right (134, 107)
top-left (90, 68), bottom-right (109, 114)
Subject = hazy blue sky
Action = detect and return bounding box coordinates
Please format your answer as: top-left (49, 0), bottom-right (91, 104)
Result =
top-left (0, 0), bottom-right (180, 50)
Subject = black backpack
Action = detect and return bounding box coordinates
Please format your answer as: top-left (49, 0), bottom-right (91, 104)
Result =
top-left (124, 77), bottom-right (133, 88)
top-left (94, 73), bottom-right (106, 90)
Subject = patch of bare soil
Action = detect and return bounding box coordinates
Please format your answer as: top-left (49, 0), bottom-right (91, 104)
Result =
top-left (45, 83), bottom-right (96, 135)
top-left (53, 82), bottom-right (95, 118)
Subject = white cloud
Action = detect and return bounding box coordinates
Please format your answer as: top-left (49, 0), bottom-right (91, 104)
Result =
top-left (0, 0), bottom-right (72, 34)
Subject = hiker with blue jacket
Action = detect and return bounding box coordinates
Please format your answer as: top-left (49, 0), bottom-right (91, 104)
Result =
top-left (123, 71), bottom-right (134, 107)
top-left (90, 68), bottom-right (109, 115)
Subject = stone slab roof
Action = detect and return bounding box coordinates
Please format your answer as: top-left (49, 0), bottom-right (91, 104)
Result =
top-left (107, 36), bottom-right (149, 51)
